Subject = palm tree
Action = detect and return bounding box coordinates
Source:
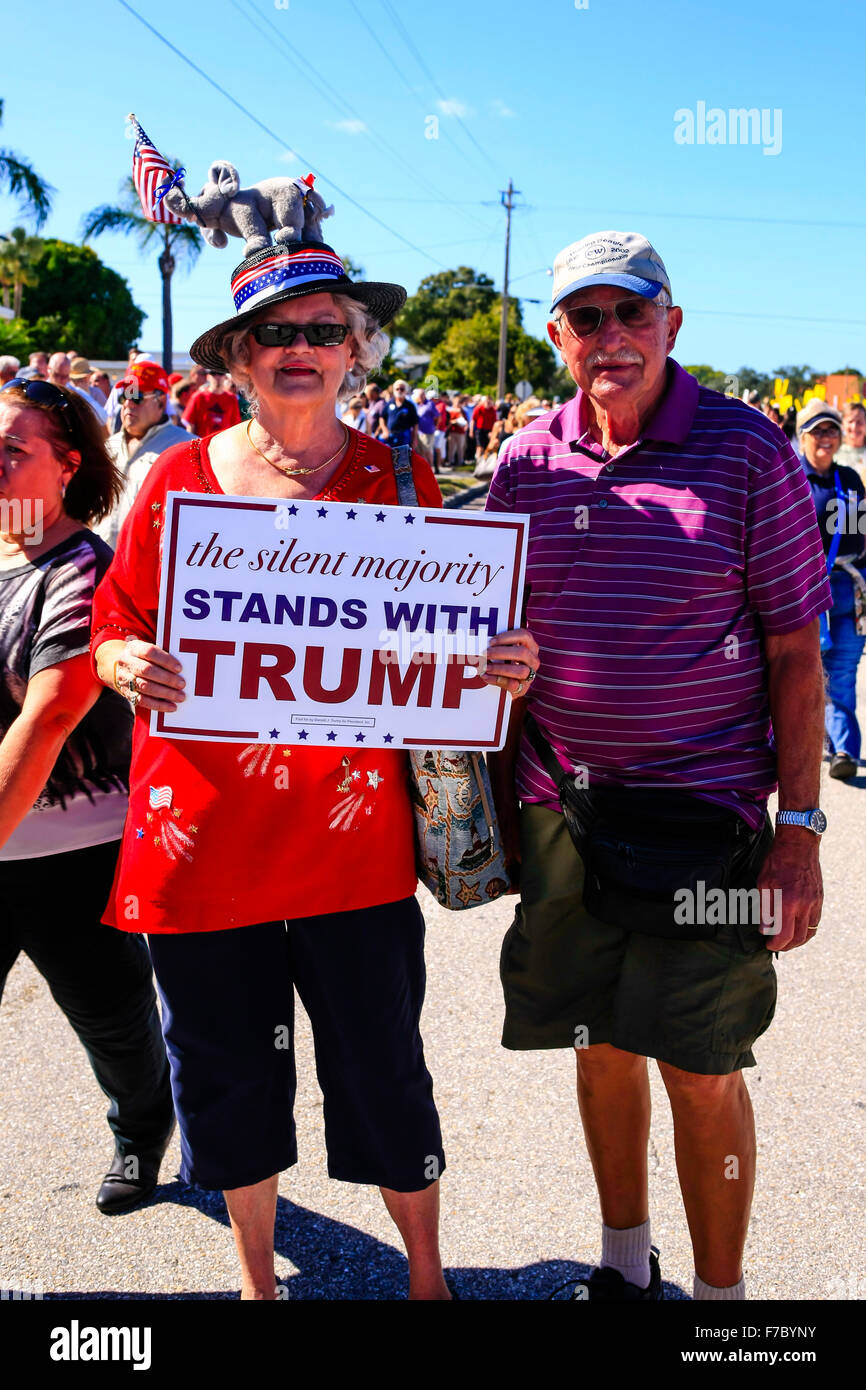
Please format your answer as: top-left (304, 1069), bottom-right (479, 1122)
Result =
top-left (0, 98), bottom-right (54, 228)
top-left (0, 226), bottom-right (45, 317)
top-left (81, 171), bottom-right (203, 370)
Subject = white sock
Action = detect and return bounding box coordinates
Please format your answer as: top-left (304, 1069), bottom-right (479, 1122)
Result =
top-left (694, 1273), bottom-right (745, 1301)
top-left (600, 1218), bottom-right (651, 1288)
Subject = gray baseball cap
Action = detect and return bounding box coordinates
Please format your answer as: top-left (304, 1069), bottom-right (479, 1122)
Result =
top-left (550, 230), bottom-right (671, 312)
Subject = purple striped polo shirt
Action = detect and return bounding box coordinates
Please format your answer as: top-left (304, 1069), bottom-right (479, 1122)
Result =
top-left (486, 359), bottom-right (832, 828)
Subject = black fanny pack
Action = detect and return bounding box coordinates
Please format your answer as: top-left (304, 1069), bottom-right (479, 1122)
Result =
top-left (524, 714), bottom-right (769, 941)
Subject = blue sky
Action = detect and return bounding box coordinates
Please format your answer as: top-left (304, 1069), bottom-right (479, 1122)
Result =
top-left (2, 0), bottom-right (864, 376)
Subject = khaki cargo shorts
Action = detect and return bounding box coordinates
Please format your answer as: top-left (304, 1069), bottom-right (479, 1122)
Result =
top-left (501, 804), bottom-right (778, 1075)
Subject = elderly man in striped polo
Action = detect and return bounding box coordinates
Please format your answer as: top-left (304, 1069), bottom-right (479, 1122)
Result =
top-left (487, 231), bottom-right (830, 1302)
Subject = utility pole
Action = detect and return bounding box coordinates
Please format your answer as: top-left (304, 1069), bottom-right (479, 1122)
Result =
top-left (496, 179), bottom-right (519, 401)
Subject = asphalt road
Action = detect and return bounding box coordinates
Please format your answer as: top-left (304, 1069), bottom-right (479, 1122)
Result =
top-left (1, 673), bottom-right (863, 1302)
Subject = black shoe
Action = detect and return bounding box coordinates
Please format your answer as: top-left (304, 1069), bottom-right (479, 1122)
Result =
top-left (548, 1248), bottom-right (663, 1301)
top-left (96, 1124), bottom-right (175, 1216)
top-left (829, 753), bottom-right (858, 780)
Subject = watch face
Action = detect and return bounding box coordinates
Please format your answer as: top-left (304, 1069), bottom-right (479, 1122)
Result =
top-left (809, 810), bottom-right (827, 834)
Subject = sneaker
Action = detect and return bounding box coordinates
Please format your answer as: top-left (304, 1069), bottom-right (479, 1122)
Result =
top-left (829, 753), bottom-right (858, 780)
top-left (549, 1248), bottom-right (663, 1301)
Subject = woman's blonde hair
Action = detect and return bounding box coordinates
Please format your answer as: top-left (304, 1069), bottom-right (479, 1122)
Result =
top-left (220, 294), bottom-right (389, 415)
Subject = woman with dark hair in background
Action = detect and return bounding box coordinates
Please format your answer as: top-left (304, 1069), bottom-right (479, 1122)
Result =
top-left (0, 378), bottom-right (174, 1214)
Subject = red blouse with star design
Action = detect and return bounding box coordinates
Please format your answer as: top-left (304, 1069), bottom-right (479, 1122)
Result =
top-left (90, 429), bottom-right (442, 933)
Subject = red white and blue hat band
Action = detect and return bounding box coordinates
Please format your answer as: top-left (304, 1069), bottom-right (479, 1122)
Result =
top-left (230, 248), bottom-right (346, 314)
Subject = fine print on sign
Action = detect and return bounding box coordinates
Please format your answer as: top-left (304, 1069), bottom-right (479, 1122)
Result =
top-left (152, 493), bottom-right (528, 751)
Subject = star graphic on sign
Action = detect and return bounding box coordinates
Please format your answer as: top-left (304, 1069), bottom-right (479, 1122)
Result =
top-left (366, 770), bottom-right (384, 789)
top-left (355, 732), bottom-right (366, 742)
top-left (317, 506), bottom-right (328, 518)
top-left (326, 730), bottom-right (337, 741)
top-left (136, 827), bottom-right (144, 839)
top-left (404, 513), bottom-right (415, 524)
top-left (288, 504), bottom-right (298, 516)
top-left (456, 879), bottom-right (482, 908)
top-left (298, 730), bottom-right (309, 740)
top-left (375, 511), bottom-right (386, 522)
top-left (269, 728), bottom-right (279, 740)
top-left (346, 508), bottom-right (357, 519)
top-left (383, 733), bottom-right (394, 743)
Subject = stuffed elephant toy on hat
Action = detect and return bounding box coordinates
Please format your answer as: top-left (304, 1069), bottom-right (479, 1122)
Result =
top-left (164, 162), bottom-right (335, 256)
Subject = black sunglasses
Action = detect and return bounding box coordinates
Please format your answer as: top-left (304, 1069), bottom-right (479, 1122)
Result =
top-left (557, 298), bottom-right (665, 338)
top-left (1, 377), bottom-right (76, 440)
top-left (251, 322), bottom-right (351, 348)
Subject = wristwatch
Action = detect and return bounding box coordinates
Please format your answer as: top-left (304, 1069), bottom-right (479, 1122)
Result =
top-left (776, 809), bottom-right (827, 835)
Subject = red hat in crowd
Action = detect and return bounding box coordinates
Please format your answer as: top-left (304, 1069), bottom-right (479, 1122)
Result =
top-left (167, 371), bottom-right (184, 386)
top-left (118, 360), bottom-right (171, 396)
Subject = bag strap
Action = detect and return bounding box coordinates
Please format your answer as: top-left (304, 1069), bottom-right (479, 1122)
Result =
top-left (523, 711), bottom-right (571, 790)
top-left (390, 442), bottom-right (419, 507)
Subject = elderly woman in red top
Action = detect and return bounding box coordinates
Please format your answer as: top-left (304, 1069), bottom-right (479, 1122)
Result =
top-left (91, 241), bottom-right (538, 1301)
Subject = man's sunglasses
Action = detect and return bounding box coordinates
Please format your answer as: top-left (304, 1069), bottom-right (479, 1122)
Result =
top-left (251, 322), bottom-right (350, 348)
top-left (808, 424), bottom-right (842, 439)
top-left (1, 377), bottom-right (76, 440)
top-left (557, 297), bottom-right (667, 338)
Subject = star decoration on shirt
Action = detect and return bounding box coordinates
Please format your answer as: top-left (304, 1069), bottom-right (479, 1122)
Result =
top-left (404, 513), bottom-right (415, 524)
top-left (326, 730), bottom-right (337, 741)
top-left (136, 827), bottom-right (144, 839)
top-left (317, 506), bottom-right (328, 518)
top-left (355, 732), bottom-right (366, 742)
top-left (189, 824), bottom-right (199, 835)
top-left (365, 806), bottom-right (373, 815)
top-left (366, 770), bottom-right (384, 789)
top-left (383, 733), bottom-right (394, 743)
top-left (172, 807), bottom-right (182, 818)
top-left (375, 511), bottom-right (386, 522)
top-left (351, 770), bottom-right (361, 781)
top-left (346, 508), bottom-right (357, 519)
top-left (298, 729), bottom-right (309, 740)
top-left (456, 879), bottom-right (482, 907)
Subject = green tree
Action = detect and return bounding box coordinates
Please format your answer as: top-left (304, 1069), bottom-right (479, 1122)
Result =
top-left (733, 365), bottom-right (773, 398)
top-left (0, 226), bottom-right (45, 318)
top-left (771, 364), bottom-right (820, 397)
top-left (429, 303), bottom-right (556, 395)
top-left (395, 267), bottom-right (499, 355)
top-left (19, 241), bottom-right (144, 359)
top-left (82, 171), bottom-right (202, 369)
top-left (0, 98), bottom-right (54, 228)
top-left (685, 364), bottom-right (728, 393)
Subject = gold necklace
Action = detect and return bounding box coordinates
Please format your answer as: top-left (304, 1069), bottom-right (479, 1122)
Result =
top-left (246, 419), bottom-right (348, 478)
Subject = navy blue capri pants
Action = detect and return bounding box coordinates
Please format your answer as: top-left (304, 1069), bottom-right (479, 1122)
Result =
top-left (147, 896), bottom-right (445, 1193)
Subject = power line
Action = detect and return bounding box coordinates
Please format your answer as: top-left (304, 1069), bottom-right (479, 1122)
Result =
top-left (231, 0), bottom-right (495, 236)
top-left (378, 0), bottom-right (499, 175)
top-left (346, 0), bottom-right (494, 184)
top-left (115, 0), bottom-right (449, 269)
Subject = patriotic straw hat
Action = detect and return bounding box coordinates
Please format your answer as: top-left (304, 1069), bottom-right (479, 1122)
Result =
top-left (189, 241), bottom-right (407, 372)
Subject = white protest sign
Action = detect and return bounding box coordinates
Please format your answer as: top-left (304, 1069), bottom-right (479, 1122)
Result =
top-left (151, 493), bottom-right (528, 750)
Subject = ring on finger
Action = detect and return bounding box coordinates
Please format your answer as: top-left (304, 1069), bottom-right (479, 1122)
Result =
top-left (129, 689), bottom-right (141, 709)
top-left (515, 679), bottom-right (526, 697)
top-left (525, 667), bottom-right (537, 684)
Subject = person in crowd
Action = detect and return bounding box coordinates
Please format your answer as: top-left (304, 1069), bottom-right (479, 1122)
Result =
top-left (446, 392), bottom-right (469, 467)
top-left (432, 392), bottom-right (449, 466)
top-left (182, 367), bottom-right (242, 436)
top-left (381, 378), bottom-right (418, 450)
top-left (837, 400), bottom-right (866, 482)
top-left (471, 395), bottom-right (497, 460)
top-left (414, 388), bottom-right (439, 471)
top-left (781, 405), bottom-right (798, 442)
top-left (798, 398), bottom-right (866, 779)
top-left (90, 240), bottom-right (537, 1301)
top-left (47, 353), bottom-right (107, 428)
top-left (69, 357), bottom-right (108, 411)
top-left (28, 351), bottom-right (48, 379)
top-left (363, 381), bottom-right (386, 439)
top-left (487, 230), bottom-right (830, 1303)
top-left (89, 370), bottom-right (112, 405)
top-left (169, 376), bottom-right (195, 419)
top-left (0, 376), bottom-right (174, 1214)
top-left (0, 355), bottom-right (20, 385)
top-left (341, 393), bottom-right (368, 433)
top-left (95, 361), bottom-right (191, 552)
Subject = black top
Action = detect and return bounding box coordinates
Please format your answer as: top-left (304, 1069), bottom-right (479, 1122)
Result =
top-left (0, 530), bottom-right (131, 807)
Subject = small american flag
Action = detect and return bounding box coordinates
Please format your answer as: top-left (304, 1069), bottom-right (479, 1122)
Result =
top-left (149, 785), bottom-right (174, 811)
top-left (128, 113), bottom-right (184, 225)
